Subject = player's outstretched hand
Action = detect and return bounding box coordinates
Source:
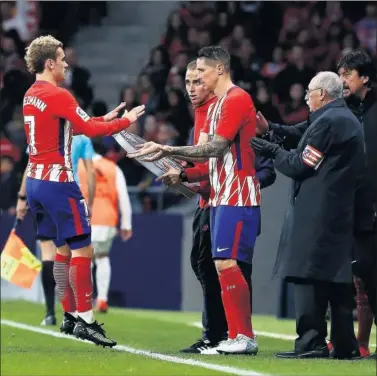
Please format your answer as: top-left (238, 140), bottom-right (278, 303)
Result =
top-left (256, 111), bottom-right (269, 135)
top-left (103, 102), bottom-right (127, 121)
top-left (127, 141), bottom-right (172, 161)
top-left (156, 162), bottom-right (182, 186)
top-left (122, 105), bottom-right (146, 124)
top-left (250, 137), bottom-right (280, 158)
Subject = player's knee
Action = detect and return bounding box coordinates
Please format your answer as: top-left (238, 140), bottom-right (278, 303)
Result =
top-left (56, 243), bottom-right (71, 257)
top-left (39, 239), bottom-right (57, 261)
top-left (214, 258), bottom-right (237, 273)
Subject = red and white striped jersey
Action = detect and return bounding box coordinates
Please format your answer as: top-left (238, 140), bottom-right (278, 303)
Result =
top-left (206, 86), bottom-right (260, 207)
top-left (23, 81), bottom-right (131, 183)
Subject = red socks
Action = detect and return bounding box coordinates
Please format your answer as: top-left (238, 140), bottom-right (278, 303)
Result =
top-left (53, 253), bottom-right (76, 313)
top-left (219, 265), bottom-right (254, 339)
top-left (69, 257), bottom-right (93, 313)
top-left (220, 275), bottom-right (237, 339)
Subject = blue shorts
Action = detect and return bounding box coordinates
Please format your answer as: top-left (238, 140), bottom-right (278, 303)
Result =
top-left (26, 178), bottom-right (91, 249)
top-left (210, 206), bottom-right (260, 265)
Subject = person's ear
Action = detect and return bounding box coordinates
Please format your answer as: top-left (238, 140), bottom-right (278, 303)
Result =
top-left (217, 63), bottom-right (224, 76)
top-left (362, 75), bottom-right (369, 86)
top-left (320, 88), bottom-right (325, 101)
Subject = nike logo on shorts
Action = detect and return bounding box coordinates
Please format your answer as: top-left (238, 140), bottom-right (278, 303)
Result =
top-left (217, 247), bottom-right (229, 252)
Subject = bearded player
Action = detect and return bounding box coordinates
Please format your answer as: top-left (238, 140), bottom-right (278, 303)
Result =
top-left (129, 46), bottom-right (260, 355)
top-left (23, 35), bottom-right (145, 347)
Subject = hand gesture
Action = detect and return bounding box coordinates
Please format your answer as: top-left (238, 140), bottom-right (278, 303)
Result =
top-left (103, 102), bottom-right (127, 122)
top-left (127, 141), bottom-right (172, 161)
top-left (256, 111), bottom-right (269, 135)
top-left (122, 105), bottom-right (146, 124)
top-left (250, 137), bottom-right (280, 158)
top-left (119, 229), bottom-right (132, 242)
top-left (156, 162), bottom-right (182, 186)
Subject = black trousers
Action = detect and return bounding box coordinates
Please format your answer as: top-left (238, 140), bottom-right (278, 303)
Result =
top-left (353, 230), bottom-right (377, 324)
top-left (293, 280), bottom-right (358, 356)
top-left (191, 206), bottom-right (252, 343)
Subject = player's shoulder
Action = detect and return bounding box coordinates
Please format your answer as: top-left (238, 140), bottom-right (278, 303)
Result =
top-left (55, 86), bottom-right (74, 99)
top-left (224, 87), bottom-right (254, 110)
top-left (226, 86), bottom-right (252, 103)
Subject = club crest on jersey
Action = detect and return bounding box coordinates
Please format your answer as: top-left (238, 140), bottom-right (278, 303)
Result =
top-left (76, 107), bottom-right (90, 122)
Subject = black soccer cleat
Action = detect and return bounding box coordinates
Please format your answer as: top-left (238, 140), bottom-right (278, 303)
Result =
top-left (73, 317), bottom-right (117, 348)
top-left (179, 338), bottom-right (218, 354)
top-left (41, 314), bottom-right (56, 326)
top-left (60, 312), bottom-right (77, 335)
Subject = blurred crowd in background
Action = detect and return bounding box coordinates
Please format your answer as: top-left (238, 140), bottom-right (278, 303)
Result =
top-left (1, 1), bottom-right (376, 214)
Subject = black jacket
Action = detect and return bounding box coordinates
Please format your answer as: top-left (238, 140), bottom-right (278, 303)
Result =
top-left (271, 99), bottom-right (365, 283)
top-left (268, 89), bottom-right (377, 233)
top-left (346, 89), bottom-right (377, 233)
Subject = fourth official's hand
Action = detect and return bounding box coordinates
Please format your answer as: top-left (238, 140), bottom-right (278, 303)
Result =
top-left (250, 137), bottom-right (280, 158)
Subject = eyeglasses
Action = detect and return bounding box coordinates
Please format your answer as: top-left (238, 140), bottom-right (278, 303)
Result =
top-left (305, 88), bottom-right (322, 99)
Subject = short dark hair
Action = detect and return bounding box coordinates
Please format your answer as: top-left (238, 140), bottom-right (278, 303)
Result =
top-left (337, 50), bottom-right (376, 86)
top-left (197, 45), bottom-right (231, 71)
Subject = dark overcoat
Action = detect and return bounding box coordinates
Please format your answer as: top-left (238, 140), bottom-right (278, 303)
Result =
top-left (272, 99), bottom-right (365, 283)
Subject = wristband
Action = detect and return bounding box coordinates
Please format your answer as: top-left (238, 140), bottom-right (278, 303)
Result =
top-left (180, 171), bottom-right (188, 182)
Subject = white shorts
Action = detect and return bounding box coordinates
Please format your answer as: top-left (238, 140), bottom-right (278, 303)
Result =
top-left (92, 225), bottom-right (116, 255)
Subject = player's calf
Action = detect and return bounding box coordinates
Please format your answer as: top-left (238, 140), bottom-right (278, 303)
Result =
top-left (216, 261), bottom-right (255, 340)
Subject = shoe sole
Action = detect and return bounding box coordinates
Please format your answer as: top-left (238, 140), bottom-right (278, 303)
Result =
top-left (217, 350), bottom-right (258, 356)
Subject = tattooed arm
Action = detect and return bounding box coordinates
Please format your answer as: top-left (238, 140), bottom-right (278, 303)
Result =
top-left (127, 135), bottom-right (231, 162)
top-left (169, 135), bottom-right (230, 159)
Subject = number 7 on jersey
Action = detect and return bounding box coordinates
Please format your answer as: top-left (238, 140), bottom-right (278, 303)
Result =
top-left (25, 115), bottom-right (37, 155)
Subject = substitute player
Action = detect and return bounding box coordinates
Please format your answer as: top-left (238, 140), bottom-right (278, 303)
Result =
top-left (160, 61), bottom-right (276, 354)
top-left (23, 35), bottom-right (145, 347)
top-left (128, 46), bottom-right (260, 355)
top-left (78, 139), bottom-right (132, 313)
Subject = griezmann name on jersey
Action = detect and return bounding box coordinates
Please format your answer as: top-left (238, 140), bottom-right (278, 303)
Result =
top-left (206, 86), bottom-right (260, 207)
top-left (23, 81), bottom-right (130, 183)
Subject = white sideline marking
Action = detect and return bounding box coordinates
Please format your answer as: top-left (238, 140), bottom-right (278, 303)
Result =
top-left (1, 319), bottom-right (267, 376)
top-left (192, 321), bottom-right (376, 348)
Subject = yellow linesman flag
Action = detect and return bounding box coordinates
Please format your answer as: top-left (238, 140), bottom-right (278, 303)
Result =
top-left (1, 229), bottom-right (42, 289)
